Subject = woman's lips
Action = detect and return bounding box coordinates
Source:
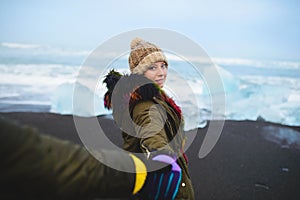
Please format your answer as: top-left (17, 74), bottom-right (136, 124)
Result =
top-left (155, 79), bottom-right (164, 85)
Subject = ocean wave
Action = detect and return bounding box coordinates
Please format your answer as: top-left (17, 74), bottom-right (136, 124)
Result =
top-left (1, 42), bottom-right (41, 49)
top-left (212, 57), bottom-right (300, 70)
top-left (0, 42), bottom-right (90, 58)
top-left (0, 92), bottom-right (20, 99)
top-left (165, 53), bottom-right (300, 70)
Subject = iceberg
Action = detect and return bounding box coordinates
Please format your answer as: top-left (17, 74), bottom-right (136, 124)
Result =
top-left (43, 59), bottom-right (300, 129)
top-left (50, 82), bottom-right (111, 116)
top-left (262, 126), bottom-right (300, 150)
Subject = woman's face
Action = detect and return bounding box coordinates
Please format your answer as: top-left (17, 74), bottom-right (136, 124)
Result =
top-left (144, 61), bottom-right (168, 88)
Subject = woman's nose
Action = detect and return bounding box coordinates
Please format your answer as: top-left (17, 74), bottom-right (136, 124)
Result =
top-left (157, 66), bottom-right (164, 75)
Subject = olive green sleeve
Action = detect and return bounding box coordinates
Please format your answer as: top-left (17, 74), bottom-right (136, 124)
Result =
top-left (0, 118), bottom-right (136, 199)
top-left (132, 101), bottom-right (174, 154)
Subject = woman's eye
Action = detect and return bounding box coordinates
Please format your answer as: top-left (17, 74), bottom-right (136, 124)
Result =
top-left (148, 66), bottom-right (156, 70)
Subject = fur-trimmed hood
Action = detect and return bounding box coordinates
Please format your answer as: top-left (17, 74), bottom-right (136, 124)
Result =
top-left (103, 69), bottom-right (182, 119)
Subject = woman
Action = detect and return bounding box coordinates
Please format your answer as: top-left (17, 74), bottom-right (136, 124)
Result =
top-left (104, 38), bottom-right (195, 199)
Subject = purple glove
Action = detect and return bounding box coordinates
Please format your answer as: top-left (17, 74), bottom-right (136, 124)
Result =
top-left (140, 154), bottom-right (182, 200)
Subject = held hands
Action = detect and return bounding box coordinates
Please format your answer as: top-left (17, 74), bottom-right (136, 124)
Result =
top-left (140, 154), bottom-right (182, 200)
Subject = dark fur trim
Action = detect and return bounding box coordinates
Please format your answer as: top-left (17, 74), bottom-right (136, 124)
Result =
top-left (103, 70), bottom-right (162, 110)
top-left (102, 69), bottom-right (122, 109)
top-left (103, 70), bottom-right (181, 118)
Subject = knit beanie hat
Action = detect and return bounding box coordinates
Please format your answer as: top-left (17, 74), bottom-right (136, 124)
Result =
top-left (129, 38), bottom-right (168, 74)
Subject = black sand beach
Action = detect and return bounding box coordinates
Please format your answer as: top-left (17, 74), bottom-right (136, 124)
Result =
top-left (1, 112), bottom-right (300, 200)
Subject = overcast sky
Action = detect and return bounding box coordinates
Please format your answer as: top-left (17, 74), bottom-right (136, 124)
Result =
top-left (1, 0), bottom-right (299, 61)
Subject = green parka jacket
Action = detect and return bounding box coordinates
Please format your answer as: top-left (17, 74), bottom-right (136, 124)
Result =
top-left (104, 73), bottom-right (195, 200)
top-left (0, 117), bottom-right (139, 199)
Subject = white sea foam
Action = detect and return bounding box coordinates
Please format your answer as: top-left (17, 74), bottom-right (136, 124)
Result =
top-left (1, 44), bottom-right (300, 129)
top-left (212, 57), bottom-right (300, 70)
top-left (0, 64), bottom-right (79, 88)
top-left (1, 42), bottom-right (41, 49)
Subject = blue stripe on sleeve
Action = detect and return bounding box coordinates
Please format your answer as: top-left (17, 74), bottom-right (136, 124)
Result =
top-left (164, 173), bottom-right (174, 198)
top-left (171, 171), bottom-right (182, 200)
top-left (154, 174), bottom-right (164, 200)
